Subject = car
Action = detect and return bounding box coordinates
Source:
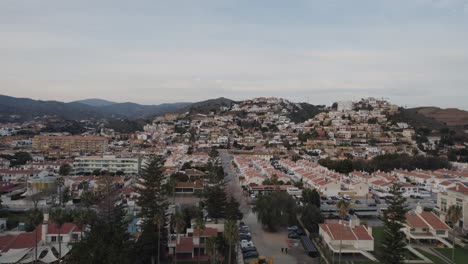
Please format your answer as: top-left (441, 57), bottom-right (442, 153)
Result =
top-left (326, 200), bottom-right (336, 205)
top-left (288, 232), bottom-right (300, 239)
top-left (355, 200), bottom-right (362, 204)
top-left (368, 203), bottom-right (377, 207)
top-left (287, 226), bottom-right (299, 231)
top-left (243, 251), bottom-right (259, 259)
top-left (375, 199), bottom-right (381, 204)
top-left (292, 229), bottom-right (306, 236)
top-left (250, 194), bottom-right (256, 199)
top-left (240, 234), bottom-right (251, 241)
top-left (241, 240), bottom-right (254, 248)
top-left (240, 232), bottom-right (251, 237)
top-left (241, 246), bottom-right (257, 253)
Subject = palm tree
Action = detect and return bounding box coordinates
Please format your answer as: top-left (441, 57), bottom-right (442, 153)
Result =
top-left (153, 214), bottom-right (164, 264)
top-left (205, 237), bottom-right (218, 264)
top-left (224, 219), bottom-right (238, 264)
top-left (50, 207), bottom-right (67, 261)
top-left (174, 211), bottom-right (185, 264)
top-left (55, 177), bottom-right (65, 207)
top-left (447, 205), bottom-right (463, 261)
top-left (336, 199), bottom-right (351, 264)
top-left (26, 206), bottom-right (43, 264)
top-left (73, 209), bottom-right (92, 241)
top-left (195, 215), bottom-right (205, 264)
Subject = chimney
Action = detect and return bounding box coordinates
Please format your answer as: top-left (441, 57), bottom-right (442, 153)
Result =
top-left (415, 203), bottom-right (423, 214)
top-left (42, 213), bottom-right (49, 241)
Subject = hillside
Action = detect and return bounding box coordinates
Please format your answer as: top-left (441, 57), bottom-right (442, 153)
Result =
top-left (74, 98), bottom-right (116, 107)
top-left (0, 94), bottom-right (190, 121)
top-left (413, 107), bottom-right (468, 127)
top-left (0, 95), bottom-right (104, 121)
top-left (187, 97), bottom-right (235, 114)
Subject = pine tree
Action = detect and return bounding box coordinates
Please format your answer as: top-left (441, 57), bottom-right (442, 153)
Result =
top-left (380, 182), bottom-right (409, 264)
top-left (136, 156), bottom-right (169, 263)
top-left (225, 196), bottom-right (241, 220)
top-left (204, 185), bottom-right (227, 222)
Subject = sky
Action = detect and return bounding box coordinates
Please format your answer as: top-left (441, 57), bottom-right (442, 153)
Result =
top-left (1, 0), bottom-right (468, 109)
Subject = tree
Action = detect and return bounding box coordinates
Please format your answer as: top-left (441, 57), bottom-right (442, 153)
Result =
top-left (195, 214), bottom-right (205, 264)
top-left (67, 200), bottom-right (131, 264)
top-left (174, 211), bottom-right (186, 264)
top-left (205, 237), bottom-right (218, 264)
top-left (447, 205), bottom-right (463, 261)
top-left (254, 191), bottom-right (297, 231)
top-left (225, 196), bottom-right (241, 220)
top-left (136, 156), bottom-right (168, 263)
top-left (204, 185), bottom-right (227, 222)
top-left (224, 219), bottom-right (238, 264)
top-left (55, 176), bottom-right (65, 206)
top-left (62, 186), bottom-right (71, 205)
top-left (11, 151), bottom-right (32, 166)
top-left (73, 209), bottom-right (94, 240)
top-left (380, 182), bottom-right (409, 264)
top-left (336, 199), bottom-right (351, 264)
top-left (59, 164), bottom-right (72, 176)
top-left (300, 204), bottom-right (323, 233)
top-left (302, 188), bottom-right (321, 208)
top-left (26, 206), bottom-right (43, 263)
top-left (50, 207), bottom-right (67, 261)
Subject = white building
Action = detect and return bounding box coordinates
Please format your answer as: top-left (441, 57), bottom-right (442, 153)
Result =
top-left (337, 101), bottom-right (354, 112)
top-left (73, 155), bottom-right (141, 175)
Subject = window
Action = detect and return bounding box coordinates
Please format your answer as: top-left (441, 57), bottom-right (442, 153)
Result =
top-left (51, 236), bottom-right (57, 242)
top-left (72, 233), bottom-right (79, 240)
top-left (410, 228), bottom-right (415, 232)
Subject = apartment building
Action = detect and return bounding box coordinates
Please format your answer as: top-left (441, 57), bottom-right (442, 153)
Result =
top-left (403, 206), bottom-right (451, 247)
top-left (72, 155), bottom-right (141, 175)
top-left (436, 183), bottom-right (468, 231)
top-left (32, 135), bottom-right (108, 154)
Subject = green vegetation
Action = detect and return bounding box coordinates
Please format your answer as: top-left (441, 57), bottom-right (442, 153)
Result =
top-left (435, 248), bottom-right (468, 264)
top-left (254, 191), bottom-right (297, 231)
top-left (414, 249), bottom-right (446, 264)
top-left (379, 182), bottom-right (409, 264)
top-left (319, 153), bottom-right (451, 174)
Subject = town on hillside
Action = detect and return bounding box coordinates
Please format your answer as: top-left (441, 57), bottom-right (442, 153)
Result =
top-left (1, 97), bottom-right (468, 264)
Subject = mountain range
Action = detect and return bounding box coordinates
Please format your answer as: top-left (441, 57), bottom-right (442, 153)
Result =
top-left (0, 94), bottom-right (233, 121)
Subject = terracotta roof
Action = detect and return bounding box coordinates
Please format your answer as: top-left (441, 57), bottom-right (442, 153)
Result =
top-left (420, 212), bottom-right (450, 230)
top-left (0, 228), bottom-right (41, 252)
top-left (405, 213), bottom-right (429, 228)
top-left (176, 237), bottom-right (194, 253)
top-left (47, 223), bottom-right (78, 234)
top-left (192, 227), bottom-right (217, 237)
top-left (320, 223), bottom-right (356, 241)
top-left (352, 225), bottom-right (373, 240)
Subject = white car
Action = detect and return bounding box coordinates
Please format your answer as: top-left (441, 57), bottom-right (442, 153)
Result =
top-left (250, 194), bottom-right (256, 199)
top-left (241, 240), bottom-right (254, 248)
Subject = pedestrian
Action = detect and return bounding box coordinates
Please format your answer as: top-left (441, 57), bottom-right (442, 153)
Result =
top-left (281, 247), bottom-right (284, 253)
top-left (285, 247), bottom-right (288, 254)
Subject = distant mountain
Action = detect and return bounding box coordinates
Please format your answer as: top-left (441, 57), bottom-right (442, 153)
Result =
top-left (0, 94), bottom-right (191, 121)
top-left (99, 102), bottom-right (191, 119)
top-left (0, 95), bottom-right (104, 121)
top-left (74, 98), bottom-right (116, 107)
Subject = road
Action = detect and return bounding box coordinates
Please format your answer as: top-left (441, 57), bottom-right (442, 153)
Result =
top-left (220, 151), bottom-right (318, 264)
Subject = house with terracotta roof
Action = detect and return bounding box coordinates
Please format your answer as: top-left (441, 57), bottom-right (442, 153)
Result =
top-left (0, 213), bottom-right (82, 263)
top-left (403, 206), bottom-right (452, 247)
top-left (319, 220), bottom-right (376, 261)
top-left (167, 226), bottom-right (220, 262)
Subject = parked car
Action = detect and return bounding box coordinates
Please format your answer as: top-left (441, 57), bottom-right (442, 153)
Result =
top-left (287, 226), bottom-right (299, 231)
top-left (368, 203), bottom-right (377, 207)
top-left (327, 200), bottom-right (336, 205)
top-left (375, 199), bottom-right (381, 204)
top-left (241, 246), bottom-right (257, 253)
top-left (243, 251), bottom-right (259, 259)
top-left (241, 240), bottom-right (254, 248)
top-left (355, 200), bottom-right (362, 204)
top-left (240, 234), bottom-right (252, 241)
top-left (288, 232), bottom-right (300, 239)
top-left (292, 229), bottom-right (306, 236)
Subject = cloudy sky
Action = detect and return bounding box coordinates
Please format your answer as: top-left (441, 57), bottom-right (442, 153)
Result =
top-left (1, 0), bottom-right (467, 109)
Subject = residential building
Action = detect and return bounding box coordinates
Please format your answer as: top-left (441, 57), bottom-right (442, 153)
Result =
top-left (72, 155), bottom-right (141, 175)
top-left (436, 183), bottom-right (468, 231)
top-left (403, 206), bottom-right (451, 247)
top-left (32, 135), bottom-right (108, 154)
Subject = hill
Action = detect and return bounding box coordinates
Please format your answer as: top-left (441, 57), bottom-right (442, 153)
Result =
top-left (413, 107), bottom-right (468, 127)
top-left (0, 95), bottom-right (104, 121)
top-left (74, 98), bottom-right (116, 107)
top-left (99, 102), bottom-right (191, 119)
top-left (187, 97), bottom-right (235, 114)
top-left (0, 94), bottom-right (191, 121)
